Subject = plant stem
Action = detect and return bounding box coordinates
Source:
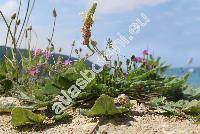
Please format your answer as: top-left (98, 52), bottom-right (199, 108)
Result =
top-left (16, 0), bottom-right (31, 45)
top-left (14, 0), bottom-right (22, 39)
top-left (19, 0), bottom-right (36, 46)
top-left (69, 45), bottom-right (74, 60)
top-left (49, 17), bottom-right (57, 47)
top-left (4, 20), bottom-right (13, 55)
top-left (0, 11), bottom-right (15, 46)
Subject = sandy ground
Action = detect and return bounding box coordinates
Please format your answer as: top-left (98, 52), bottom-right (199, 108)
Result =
top-left (1, 111), bottom-right (200, 134)
top-left (0, 97), bottom-right (200, 134)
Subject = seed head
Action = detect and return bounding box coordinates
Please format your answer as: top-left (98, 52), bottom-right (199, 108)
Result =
top-left (27, 25), bottom-right (32, 31)
top-left (16, 19), bottom-right (20, 25)
top-left (79, 48), bottom-right (82, 52)
top-left (114, 60), bottom-right (117, 66)
top-left (72, 40), bottom-right (75, 47)
top-left (81, 3), bottom-right (97, 45)
top-left (126, 59), bottom-right (130, 65)
top-left (91, 40), bottom-right (97, 46)
top-left (59, 48), bottom-right (62, 53)
top-left (53, 8), bottom-right (57, 18)
top-left (11, 13), bottom-right (16, 20)
top-left (75, 49), bottom-right (79, 54)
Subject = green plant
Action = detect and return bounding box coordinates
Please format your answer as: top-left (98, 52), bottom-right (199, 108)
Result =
top-left (87, 94), bottom-right (131, 116)
top-left (0, 2), bottom-right (199, 128)
top-left (11, 107), bottom-right (45, 127)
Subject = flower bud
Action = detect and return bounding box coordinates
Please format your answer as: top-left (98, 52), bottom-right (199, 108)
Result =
top-left (47, 38), bottom-right (51, 43)
top-left (107, 38), bottom-right (113, 48)
top-left (91, 40), bottom-right (97, 46)
top-left (59, 48), bottom-right (62, 53)
top-left (11, 13), bottom-right (16, 20)
top-left (27, 25), bottom-right (32, 31)
top-left (50, 45), bottom-right (54, 52)
top-left (114, 60), bottom-right (117, 66)
top-left (131, 55), bottom-right (135, 61)
top-left (126, 59), bottom-right (130, 65)
top-left (16, 19), bottom-right (20, 25)
top-left (72, 41), bottom-right (75, 46)
top-left (75, 49), bottom-right (79, 54)
top-left (53, 8), bottom-right (57, 18)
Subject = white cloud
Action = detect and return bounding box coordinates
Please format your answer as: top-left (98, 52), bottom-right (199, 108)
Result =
top-left (0, 0), bottom-right (18, 18)
top-left (85, 0), bottom-right (170, 13)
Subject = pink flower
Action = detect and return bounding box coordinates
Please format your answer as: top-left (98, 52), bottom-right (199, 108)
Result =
top-left (131, 57), bottom-right (137, 62)
top-left (132, 57), bottom-right (142, 63)
top-left (142, 50), bottom-right (148, 55)
top-left (142, 59), bottom-right (147, 64)
top-left (43, 51), bottom-right (50, 60)
top-left (63, 60), bottom-right (72, 65)
top-left (33, 48), bottom-right (43, 56)
top-left (137, 57), bottom-right (143, 63)
top-left (29, 68), bottom-right (39, 76)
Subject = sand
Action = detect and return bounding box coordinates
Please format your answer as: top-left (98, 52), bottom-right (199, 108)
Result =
top-left (0, 110), bottom-right (200, 134)
top-left (0, 97), bottom-right (200, 134)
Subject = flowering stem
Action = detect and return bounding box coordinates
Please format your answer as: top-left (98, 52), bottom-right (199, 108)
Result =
top-left (69, 46), bottom-right (74, 60)
top-left (0, 11), bottom-right (15, 48)
top-left (16, 0), bottom-right (31, 45)
top-left (14, 0), bottom-right (22, 41)
top-left (4, 20), bottom-right (13, 57)
top-left (49, 16), bottom-right (57, 47)
top-left (19, 0), bottom-right (36, 46)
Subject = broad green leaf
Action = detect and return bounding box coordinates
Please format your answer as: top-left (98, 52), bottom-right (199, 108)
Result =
top-left (0, 104), bottom-right (16, 113)
top-left (53, 112), bottom-right (69, 122)
top-left (42, 83), bottom-right (60, 95)
top-left (53, 60), bottom-right (89, 90)
top-left (0, 74), bottom-right (13, 94)
top-left (11, 107), bottom-right (45, 127)
top-left (87, 94), bottom-right (129, 116)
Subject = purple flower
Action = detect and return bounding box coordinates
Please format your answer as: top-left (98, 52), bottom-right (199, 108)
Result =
top-left (137, 57), bottom-right (143, 63)
top-left (131, 57), bottom-right (137, 62)
top-left (33, 48), bottom-right (43, 56)
top-left (29, 68), bottom-right (39, 76)
top-left (142, 59), bottom-right (147, 64)
top-left (43, 51), bottom-right (50, 60)
top-left (63, 60), bottom-right (72, 65)
top-left (132, 57), bottom-right (142, 63)
top-left (142, 50), bottom-right (149, 55)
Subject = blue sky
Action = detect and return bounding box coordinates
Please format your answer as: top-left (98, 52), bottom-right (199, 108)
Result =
top-left (0, 0), bottom-right (200, 67)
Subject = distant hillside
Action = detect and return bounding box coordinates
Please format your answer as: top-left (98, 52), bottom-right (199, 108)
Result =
top-left (0, 46), bottom-right (93, 66)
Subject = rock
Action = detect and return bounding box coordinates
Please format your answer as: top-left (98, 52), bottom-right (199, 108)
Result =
top-left (101, 130), bottom-right (108, 134)
top-left (131, 102), bottom-right (149, 116)
top-left (125, 121), bottom-right (132, 126)
top-left (114, 94), bottom-right (130, 106)
top-left (130, 100), bottom-right (138, 106)
top-left (0, 97), bottom-right (20, 106)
